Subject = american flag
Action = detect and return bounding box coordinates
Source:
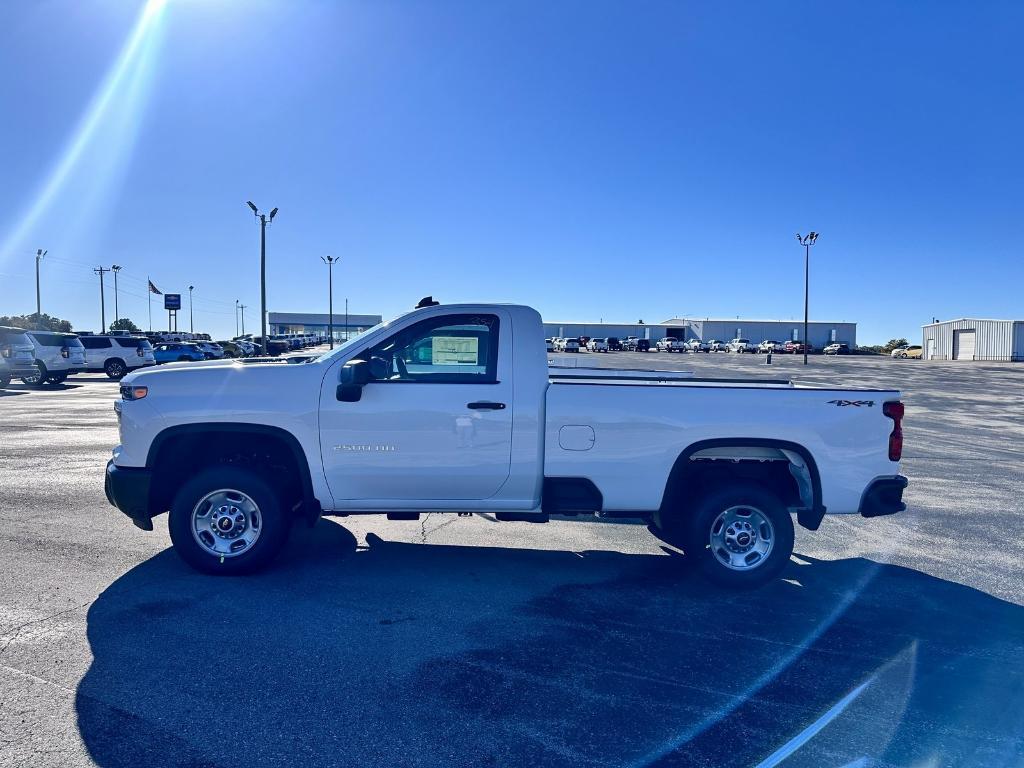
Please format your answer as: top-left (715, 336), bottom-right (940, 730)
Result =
top-left (148, 280), bottom-right (162, 295)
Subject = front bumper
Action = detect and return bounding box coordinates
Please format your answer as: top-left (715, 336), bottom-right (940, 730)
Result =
top-left (105, 460), bottom-right (155, 530)
top-left (859, 475), bottom-right (908, 518)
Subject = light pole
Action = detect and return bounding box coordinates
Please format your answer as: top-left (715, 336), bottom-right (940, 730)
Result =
top-left (188, 285), bottom-right (195, 333)
top-left (795, 232), bottom-right (819, 366)
top-left (321, 255), bottom-right (339, 349)
top-left (35, 249), bottom-right (47, 324)
top-left (235, 300), bottom-right (240, 337)
top-left (111, 265), bottom-right (122, 327)
top-left (93, 266), bottom-right (110, 332)
top-left (246, 201), bottom-right (278, 350)
top-left (240, 304), bottom-right (246, 336)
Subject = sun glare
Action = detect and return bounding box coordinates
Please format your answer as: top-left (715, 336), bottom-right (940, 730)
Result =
top-left (0, 0), bottom-right (169, 264)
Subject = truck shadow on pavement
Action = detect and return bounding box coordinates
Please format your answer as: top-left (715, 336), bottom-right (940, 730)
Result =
top-left (76, 519), bottom-right (1024, 768)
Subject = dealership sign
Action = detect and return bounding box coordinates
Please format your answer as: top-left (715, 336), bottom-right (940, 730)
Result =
top-left (164, 293), bottom-right (182, 310)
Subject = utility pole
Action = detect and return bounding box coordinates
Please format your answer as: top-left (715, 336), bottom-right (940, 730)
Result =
top-left (188, 285), bottom-right (195, 333)
top-left (240, 304), bottom-right (246, 335)
top-left (246, 202), bottom-right (278, 350)
top-left (111, 265), bottom-right (122, 328)
top-left (321, 256), bottom-right (339, 349)
top-left (795, 232), bottom-right (819, 366)
top-left (235, 300), bottom-right (240, 337)
top-left (94, 266), bottom-right (110, 332)
top-left (35, 249), bottom-right (47, 325)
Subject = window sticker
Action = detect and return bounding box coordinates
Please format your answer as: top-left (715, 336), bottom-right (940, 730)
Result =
top-left (432, 336), bottom-right (479, 365)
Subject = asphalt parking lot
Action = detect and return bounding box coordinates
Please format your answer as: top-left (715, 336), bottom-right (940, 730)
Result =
top-left (1, 353), bottom-right (1023, 767)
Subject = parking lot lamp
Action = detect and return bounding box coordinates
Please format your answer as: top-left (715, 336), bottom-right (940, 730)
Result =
top-left (321, 256), bottom-right (339, 349)
top-left (795, 232), bottom-right (819, 365)
top-left (111, 265), bottom-right (122, 326)
top-left (188, 285), bottom-right (194, 333)
top-left (239, 304), bottom-right (246, 336)
top-left (35, 249), bottom-right (47, 326)
top-left (246, 201), bottom-right (278, 353)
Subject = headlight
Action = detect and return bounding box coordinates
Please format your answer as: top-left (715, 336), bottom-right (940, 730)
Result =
top-left (120, 384), bottom-right (148, 400)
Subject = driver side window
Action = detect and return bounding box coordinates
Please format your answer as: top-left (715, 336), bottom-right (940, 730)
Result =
top-left (362, 314), bottom-right (499, 383)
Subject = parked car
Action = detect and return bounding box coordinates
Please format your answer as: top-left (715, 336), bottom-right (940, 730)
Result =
top-left (890, 346), bottom-right (909, 358)
top-left (686, 339), bottom-right (710, 353)
top-left (587, 338), bottom-right (610, 352)
top-left (153, 342), bottom-right (207, 364)
top-left (607, 337), bottom-right (622, 351)
top-left (545, 338), bottom-right (555, 353)
top-left (784, 341), bottom-right (814, 355)
top-left (657, 337), bottom-right (686, 352)
top-left (898, 345), bottom-right (922, 359)
top-left (823, 343), bottom-right (850, 355)
top-left (621, 336), bottom-right (639, 351)
top-left (757, 340), bottom-right (784, 354)
top-left (217, 341), bottom-right (248, 358)
top-left (107, 300), bottom-right (907, 588)
top-left (254, 336), bottom-right (290, 356)
top-left (727, 338), bottom-right (755, 353)
top-left (562, 338), bottom-right (580, 352)
top-left (194, 341), bottom-right (224, 359)
top-left (21, 331), bottom-right (87, 386)
top-left (78, 334), bottom-right (156, 379)
top-left (0, 326), bottom-right (40, 387)
top-left (707, 340), bottom-right (729, 352)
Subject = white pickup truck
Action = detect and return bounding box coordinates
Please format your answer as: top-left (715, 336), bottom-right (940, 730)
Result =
top-left (106, 301), bottom-right (907, 587)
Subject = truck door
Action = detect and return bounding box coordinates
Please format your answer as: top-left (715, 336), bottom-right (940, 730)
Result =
top-left (319, 311), bottom-right (513, 503)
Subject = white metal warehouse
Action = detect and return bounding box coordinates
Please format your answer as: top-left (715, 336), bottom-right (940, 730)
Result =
top-left (921, 318), bottom-right (1024, 361)
top-left (543, 317), bottom-right (857, 348)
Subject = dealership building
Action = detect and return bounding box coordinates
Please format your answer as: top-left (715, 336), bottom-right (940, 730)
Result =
top-left (543, 317), bottom-right (857, 348)
top-left (268, 312), bottom-right (383, 341)
top-left (921, 318), bottom-right (1024, 361)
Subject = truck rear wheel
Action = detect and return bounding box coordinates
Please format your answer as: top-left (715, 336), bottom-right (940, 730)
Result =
top-left (682, 484), bottom-right (794, 588)
top-left (168, 467), bottom-right (291, 575)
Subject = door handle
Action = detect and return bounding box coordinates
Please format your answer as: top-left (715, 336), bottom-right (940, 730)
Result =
top-left (467, 401), bottom-right (506, 410)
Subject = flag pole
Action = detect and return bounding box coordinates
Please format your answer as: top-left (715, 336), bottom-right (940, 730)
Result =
top-left (148, 276), bottom-right (152, 331)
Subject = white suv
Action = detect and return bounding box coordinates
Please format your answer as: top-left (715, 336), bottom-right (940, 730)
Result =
top-left (79, 334), bottom-right (157, 379)
top-left (22, 331), bottom-right (87, 386)
top-left (0, 326), bottom-right (39, 387)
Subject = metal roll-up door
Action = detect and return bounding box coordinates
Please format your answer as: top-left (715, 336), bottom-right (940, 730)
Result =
top-left (953, 329), bottom-right (976, 360)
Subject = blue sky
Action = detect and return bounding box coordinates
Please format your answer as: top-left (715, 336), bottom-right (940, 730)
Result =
top-left (1, 0), bottom-right (1021, 343)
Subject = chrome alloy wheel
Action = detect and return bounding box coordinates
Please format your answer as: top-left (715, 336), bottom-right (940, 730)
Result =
top-left (191, 489), bottom-right (263, 558)
top-left (709, 505), bottom-right (775, 571)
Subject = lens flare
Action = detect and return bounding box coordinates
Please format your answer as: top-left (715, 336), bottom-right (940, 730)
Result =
top-left (0, 0), bottom-right (168, 263)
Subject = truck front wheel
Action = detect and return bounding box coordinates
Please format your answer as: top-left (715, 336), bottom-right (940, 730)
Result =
top-left (682, 484), bottom-right (794, 588)
top-left (168, 467), bottom-right (292, 575)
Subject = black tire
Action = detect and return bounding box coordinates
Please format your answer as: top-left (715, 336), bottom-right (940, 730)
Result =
top-left (21, 362), bottom-right (46, 387)
top-left (168, 467), bottom-right (292, 575)
top-left (676, 484), bottom-right (794, 588)
top-left (0, 373), bottom-right (10, 388)
top-left (104, 358), bottom-right (128, 379)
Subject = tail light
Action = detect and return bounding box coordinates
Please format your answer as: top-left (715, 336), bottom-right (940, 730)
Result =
top-left (137, 346), bottom-right (145, 357)
top-left (883, 401), bottom-right (904, 462)
top-left (61, 346), bottom-right (70, 359)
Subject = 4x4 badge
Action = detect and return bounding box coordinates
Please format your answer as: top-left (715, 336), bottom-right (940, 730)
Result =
top-left (827, 399), bottom-right (875, 407)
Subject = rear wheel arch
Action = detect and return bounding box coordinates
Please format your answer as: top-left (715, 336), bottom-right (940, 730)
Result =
top-left (147, 423), bottom-right (320, 525)
top-left (655, 438), bottom-right (823, 531)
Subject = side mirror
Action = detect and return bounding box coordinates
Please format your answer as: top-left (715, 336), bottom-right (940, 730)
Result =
top-left (337, 359), bottom-right (371, 402)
